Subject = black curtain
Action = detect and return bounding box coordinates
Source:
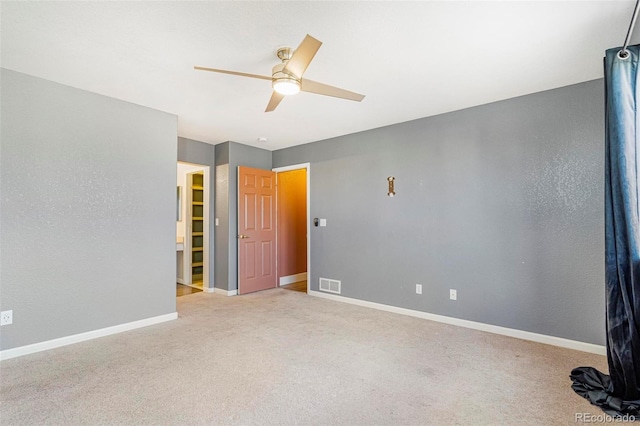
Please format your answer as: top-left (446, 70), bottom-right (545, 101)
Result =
top-left (570, 46), bottom-right (640, 416)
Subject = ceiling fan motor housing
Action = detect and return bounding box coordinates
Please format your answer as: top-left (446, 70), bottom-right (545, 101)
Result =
top-left (272, 62), bottom-right (300, 95)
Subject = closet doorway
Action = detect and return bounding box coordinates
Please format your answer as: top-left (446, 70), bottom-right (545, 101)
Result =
top-left (275, 163), bottom-right (309, 293)
top-left (177, 162), bottom-right (211, 295)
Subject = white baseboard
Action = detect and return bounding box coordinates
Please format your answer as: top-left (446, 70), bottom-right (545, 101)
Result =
top-left (214, 288), bottom-right (237, 296)
top-left (176, 278), bottom-right (185, 285)
top-left (203, 287), bottom-right (215, 293)
top-left (0, 312), bottom-right (178, 361)
top-left (308, 290), bottom-right (606, 355)
top-left (180, 283), bottom-right (202, 290)
top-left (279, 272), bottom-right (307, 286)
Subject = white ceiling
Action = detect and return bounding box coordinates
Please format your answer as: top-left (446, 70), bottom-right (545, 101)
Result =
top-left (1, 1), bottom-right (636, 150)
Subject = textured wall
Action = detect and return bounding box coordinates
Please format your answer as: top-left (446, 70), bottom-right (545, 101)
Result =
top-left (274, 79), bottom-right (605, 345)
top-left (177, 137), bottom-right (215, 289)
top-left (0, 69), bottom-right (177, 350)
top-left (214, 143), bottom-right (230, 290)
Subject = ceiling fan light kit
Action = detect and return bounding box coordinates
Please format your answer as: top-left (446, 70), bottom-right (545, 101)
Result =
top-left (195, 34), bottom-right (365, 112)
top-left (271, 61), bottom-right (300, 95)
top-left (273, 78), bottom-right (300, 95)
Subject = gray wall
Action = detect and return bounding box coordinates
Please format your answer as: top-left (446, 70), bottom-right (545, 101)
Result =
top-left (214, 143), bottom-right (229, 290)
top-left (274, 79), bottom-right (605, 345)
top-left (0, 69), bottom-right (177, 350)
top-left (214, 142), bottom-right (271, 291)
top-left (178, 137), bottom-right (215, 289)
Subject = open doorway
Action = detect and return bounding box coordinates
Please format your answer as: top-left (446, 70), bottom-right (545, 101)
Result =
top-left (274, 163), bottom-right (310, 293)
top-left (177, 161), bottom-right (211, 296)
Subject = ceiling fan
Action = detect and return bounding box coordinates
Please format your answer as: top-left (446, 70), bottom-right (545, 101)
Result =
top-left (194, 34), bottom-right (365, 112)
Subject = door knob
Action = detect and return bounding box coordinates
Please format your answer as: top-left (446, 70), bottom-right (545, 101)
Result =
top-left (237, 234), bottom-right (249, 239)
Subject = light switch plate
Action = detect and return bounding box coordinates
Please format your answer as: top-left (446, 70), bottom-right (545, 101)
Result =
top-left (319, 218), bottom-right (327, 227)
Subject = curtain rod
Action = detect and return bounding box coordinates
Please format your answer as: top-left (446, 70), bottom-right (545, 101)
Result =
top-left (620, 0), bottom-right (640, 58)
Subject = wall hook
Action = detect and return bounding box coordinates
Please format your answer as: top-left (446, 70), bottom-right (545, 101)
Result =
top-left (387, 176), bottom-right (395, 197)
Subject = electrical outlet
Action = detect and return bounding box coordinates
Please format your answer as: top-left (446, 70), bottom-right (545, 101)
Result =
top-left (1, 310), bottom-right (13, 326)
top-left (449, 289), bottom-right (457, 301)
top-left (416, 284), bottom-right (422, 295)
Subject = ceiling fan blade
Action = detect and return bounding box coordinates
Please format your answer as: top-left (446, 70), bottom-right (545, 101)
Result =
top-left (265, 91), bottom-right (285, 112)
top-left (194, 66), bottom-right (272, 81)
top-left (282, 35), bottom-right (322, 78)
top-left (301, 79), bottom-right (365, 102)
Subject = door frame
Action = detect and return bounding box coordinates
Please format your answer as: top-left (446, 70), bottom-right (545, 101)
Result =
top-left (273, 163), bottom-right (311, 293)
top-left (177, 161), bottom-right (211, 292)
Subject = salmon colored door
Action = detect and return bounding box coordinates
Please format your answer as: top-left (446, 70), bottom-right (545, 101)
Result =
top-left (238, 166), bottom-right (277, 294)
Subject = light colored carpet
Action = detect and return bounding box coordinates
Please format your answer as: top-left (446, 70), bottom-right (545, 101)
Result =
top-left (1, 287), bottom-right (607, 425)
